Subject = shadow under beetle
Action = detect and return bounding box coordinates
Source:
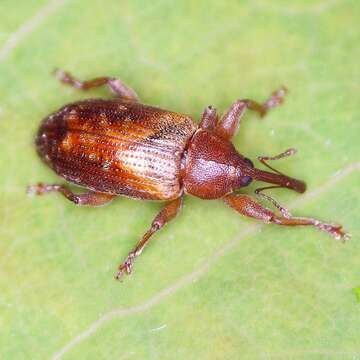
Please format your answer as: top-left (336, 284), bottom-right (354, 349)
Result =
top-left (28, 69), bottom-right (350, 280)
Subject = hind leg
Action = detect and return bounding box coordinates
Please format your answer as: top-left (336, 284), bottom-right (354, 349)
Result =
top-left (27, 183), bottom-right (115, 206)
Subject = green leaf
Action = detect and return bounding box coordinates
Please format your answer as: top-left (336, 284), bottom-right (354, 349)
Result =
top-left (1, 0), bottom-right (359, 359)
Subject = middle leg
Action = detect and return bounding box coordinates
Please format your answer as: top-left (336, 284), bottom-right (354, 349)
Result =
top-left (54, 68), bottom-right (139, 101)
top-left (115, 196), bottom-right (183, 280)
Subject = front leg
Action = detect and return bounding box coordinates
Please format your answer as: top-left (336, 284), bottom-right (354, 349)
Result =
top-left (54, 69), bottom-right (139, 101)
top-left (199, 105), bottom-right (218, 131)
top-left (215, 86), bottom-right (287, 140)
top-left (223, 193), bottom-right (349, 241)
top-left (116, 196), bottom-right (183, 280)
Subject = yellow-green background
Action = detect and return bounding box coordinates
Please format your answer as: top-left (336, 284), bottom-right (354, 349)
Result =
top-left (0, 1), bottom-right (359, 359)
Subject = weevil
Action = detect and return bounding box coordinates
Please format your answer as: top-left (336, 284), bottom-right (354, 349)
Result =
top-left (28, 69), bottom-right (350, 280)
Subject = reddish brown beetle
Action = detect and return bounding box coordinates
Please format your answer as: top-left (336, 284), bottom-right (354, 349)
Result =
top-left (28, 69), bottom-right (350, 280)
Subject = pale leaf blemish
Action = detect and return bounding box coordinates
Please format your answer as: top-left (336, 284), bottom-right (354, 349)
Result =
top-left (149, 324), bottom-right (167, 332)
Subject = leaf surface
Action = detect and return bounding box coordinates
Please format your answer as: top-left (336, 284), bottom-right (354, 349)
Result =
top-left (0, 1), bottom-right (359, 359)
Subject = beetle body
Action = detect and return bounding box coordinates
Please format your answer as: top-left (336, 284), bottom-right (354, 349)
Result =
top-left (36, 99), bottom-right (257, 201)
top-left (29, 69), bottom-right (349, 280)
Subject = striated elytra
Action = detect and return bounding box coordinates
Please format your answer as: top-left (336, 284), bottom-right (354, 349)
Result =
top-left (28, 69), bottom-right (350, 280)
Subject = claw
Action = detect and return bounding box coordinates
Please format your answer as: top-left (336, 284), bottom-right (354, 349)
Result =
top-left (26, 183), bottom-right (47, 196)
top-left (115, 254), bottom-right (135, 281)
top-left (261, 86), bottom-right (288, 116)
top-left (114, 270), bottom-right (126, 281)
top-left (315, 222), bottom-right (351, 242)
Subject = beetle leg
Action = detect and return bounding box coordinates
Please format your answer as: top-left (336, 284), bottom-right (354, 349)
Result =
top-left (199, 105), bottom-right (218, 131)
top-left (27, 183), bottom-right (115, 206)
top-left (115, 196), bottom-right (183, 280)
top-left (54, 68), bottom-right (139, 101)
top-left (223, 193), bottom-right (350, 241)
top-left (215, 86), bottom-right (287, 140)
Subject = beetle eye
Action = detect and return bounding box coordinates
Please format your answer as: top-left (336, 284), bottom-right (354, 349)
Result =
top-left (241, 175), bottom-right (252, 187)
top-left (244, 157), bottom-right (254, 168)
